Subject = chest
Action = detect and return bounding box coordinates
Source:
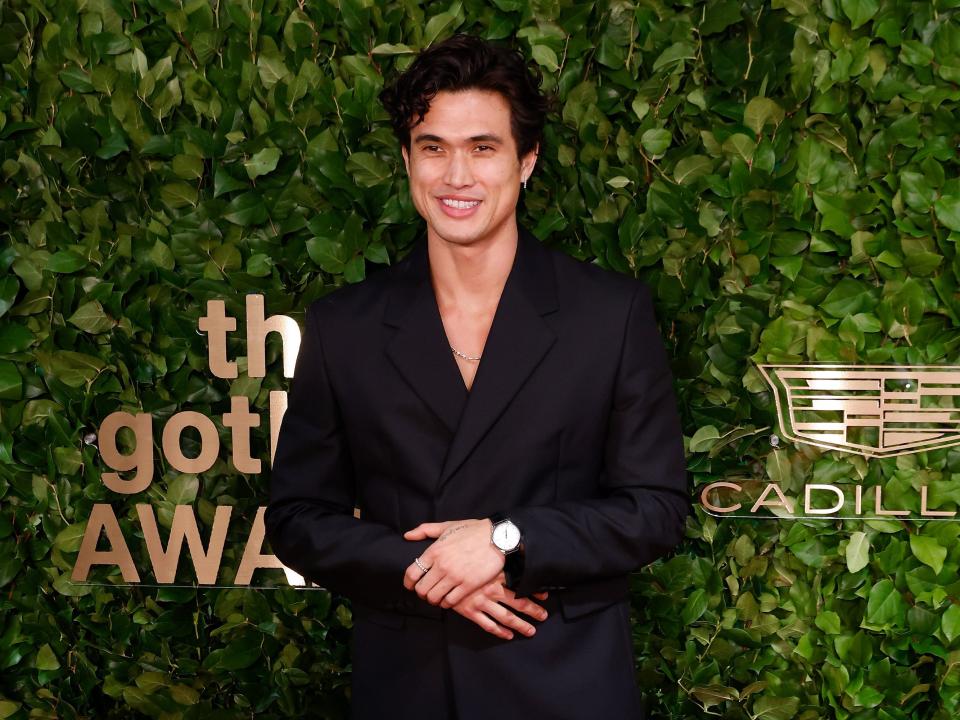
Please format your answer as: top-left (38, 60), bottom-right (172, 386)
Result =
top-left (438, 304), bottom-right (498, 392)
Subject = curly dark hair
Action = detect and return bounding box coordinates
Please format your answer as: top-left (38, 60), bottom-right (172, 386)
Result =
top-left (379, 34), bottom-right (552, 160)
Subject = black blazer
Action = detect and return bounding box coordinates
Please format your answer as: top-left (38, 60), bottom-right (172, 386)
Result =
top-left (265, 225), bottom-right (688, 720)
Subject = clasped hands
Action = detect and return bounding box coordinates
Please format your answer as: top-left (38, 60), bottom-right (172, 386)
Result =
top-left (401, 519), bottom-right (548, 640)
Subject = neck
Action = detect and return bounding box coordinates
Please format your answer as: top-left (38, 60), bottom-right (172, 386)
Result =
top-left (427, 222), bottom-right (519, 313)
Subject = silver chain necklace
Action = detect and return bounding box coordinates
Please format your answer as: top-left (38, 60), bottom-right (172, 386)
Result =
top-left (450, 344), bottom-right (481, 362)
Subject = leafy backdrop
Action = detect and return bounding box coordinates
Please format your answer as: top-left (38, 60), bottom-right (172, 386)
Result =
top-left (3, 0), bottom-right (960, 717)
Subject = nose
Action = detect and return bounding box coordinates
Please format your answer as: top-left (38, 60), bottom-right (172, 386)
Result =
top-left (443, 150), bottom-right (474, 188)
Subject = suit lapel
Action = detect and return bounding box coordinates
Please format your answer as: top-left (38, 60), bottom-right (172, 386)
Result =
top-left (382, 226), bottom-right (560, 491)
top-left (437, 226), bottom-right (559, 490)
top-left (383, 240), bottom-right (468, 435)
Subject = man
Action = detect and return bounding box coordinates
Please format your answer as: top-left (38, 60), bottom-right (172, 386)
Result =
top-left (265, 33), bottom-right (688, 719)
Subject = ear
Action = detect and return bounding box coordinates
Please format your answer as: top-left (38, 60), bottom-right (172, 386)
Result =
top-left (520, 142), bottom-right (539, 181)
top-left (401, 145), bottom-right (410, 175)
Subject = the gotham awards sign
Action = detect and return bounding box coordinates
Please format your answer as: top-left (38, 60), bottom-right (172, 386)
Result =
top-left (70, 295), bottom-right (309, 588)
top-left (700, 364), bottom-right (960, 521)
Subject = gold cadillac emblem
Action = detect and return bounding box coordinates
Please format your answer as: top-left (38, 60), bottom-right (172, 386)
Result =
top-left (758, 364), bottom-right (960, 458)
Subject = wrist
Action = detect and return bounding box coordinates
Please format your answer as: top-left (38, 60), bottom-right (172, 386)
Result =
top-left (489, 513), bottom-right (525, 589)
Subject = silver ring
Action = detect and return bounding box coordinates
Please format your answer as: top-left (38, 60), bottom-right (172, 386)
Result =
top-left (414, 557), bottom-right (430, 575)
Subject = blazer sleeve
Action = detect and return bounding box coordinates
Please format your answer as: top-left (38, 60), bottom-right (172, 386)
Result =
top-left (505, 283), bottom-right (689, 598)
top-left (264, 301), bottom-right (431, 610)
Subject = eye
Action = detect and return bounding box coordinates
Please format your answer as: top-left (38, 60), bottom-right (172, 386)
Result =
top-left (422, 145), bottom-right (442, 153)
top-left (475, 145), bottom-right (493, 152)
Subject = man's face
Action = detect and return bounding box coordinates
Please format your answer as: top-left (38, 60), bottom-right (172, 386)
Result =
top-left (400, 89), bottom-right (537, 249)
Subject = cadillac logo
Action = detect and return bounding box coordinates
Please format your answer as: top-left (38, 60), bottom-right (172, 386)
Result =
top-left (758, 364), bottom-right (960, 458)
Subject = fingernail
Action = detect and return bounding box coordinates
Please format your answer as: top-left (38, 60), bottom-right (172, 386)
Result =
top-left (526, 627), bottom-right (536, 636)
top-left (539, 611), bottom-right (548, 620)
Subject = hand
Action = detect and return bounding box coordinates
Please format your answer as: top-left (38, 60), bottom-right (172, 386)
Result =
top-left (402, 519), bottom-right (505, 608)
top-left (451, 572), bottom-right (549, 640)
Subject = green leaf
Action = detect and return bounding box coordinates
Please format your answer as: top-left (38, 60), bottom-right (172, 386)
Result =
top-left (673, 155), bottom-right (712, 184)
top-left (59, 67), bottom-right (94, 92)
top-left (813, 192), bottom-right (854, 236)
top-left (771, 256), bottom-right (802, 281)
top-left (820, 278), bottom-right (871, 318)
top-left (150, 240), bottom-right (175, 270)
top-left (723, 134), bottom-right (756, 164)
top-left (866, 579), bottom-right (907, 627)
top-left (35, 350), bottom-right (104, 388)
top-left (363, 242), bottom-right (389, 265)
top-left (796, 137), bottom-right (829, 184)
top-left (815, 610), bottom-right (841, 635)
top-left (0, 553), bottom-right (23, 588)
top-left (257, 55), bottom-right (290, 88)
top-left (901, 40), bottom-right (934, 67)
top-left (223, 192), bottom-right (268, 226)
top-left (0, 276), bottom-right (18, 318)
top-left (752, 696), bottom-right (799, 720)
top-left (306, 236), bottom-right (347, 274)
top-left (652, 42), bottom-right (696, 71)
top-left (167, 475), bottom-right (199, 504)
top-left (531, 45), bottom-right (559, 72)
top-left (0, 361), bottom-right (22, 400)
top-left (641, 129), bottom-right (672, 156)
top-left (911, 535), bottom-right (946, 575)
top-left (840, 0), bottom-right (878, 29)
top-left (701, 0), bottom-right (742, 35)
top-left (942, 604), bottom-right (960, 644)
top-left (743, 98), bottom-right (784, 135)
top-left (846, 532), bottom-right (870, 573)
top-left (244, 147), bottom-right (282, 180)
top-left (690, 425), bottom-right (720, 452)
top-left (247, 253), bottom-right (273, 277)
top-left (371, 43), bottom-right (414, 55)
top-left (35, 644), bottom-right (60, 671)
top-left (46, 251), bottom-right (87, 273)
top-left (68, 301), bottom-right (115, 334)
top-left (346, 152), bottom-right (391, 188)
top-left (172, 155), bottom-right (204, 180)
top-left (934, 196), bottom-right (960, 231)
top-left (681, 589), bottom-right (708, 624)
top-left (54, 522), bottom-right (87, 552)
top-left (424, 12), bottom-right (457, 47)
top-left (214, 167), bottom-right (247, 197)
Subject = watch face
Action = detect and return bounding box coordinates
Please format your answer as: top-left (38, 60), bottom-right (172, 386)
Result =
top-left (493, 521), bottom-right (521, 551)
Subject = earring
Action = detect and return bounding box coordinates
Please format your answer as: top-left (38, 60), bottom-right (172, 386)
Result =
top-left (521, 177), bottom-right (527, 190)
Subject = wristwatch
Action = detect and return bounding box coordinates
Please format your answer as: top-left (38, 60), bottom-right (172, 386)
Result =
top-left (490, 512), bottom-right (525, 589)
top-left (490, 514), bottom-right (521, 554)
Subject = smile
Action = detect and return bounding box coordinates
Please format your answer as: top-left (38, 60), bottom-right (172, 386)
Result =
top-left (440, 198), bottom-right (481, 209)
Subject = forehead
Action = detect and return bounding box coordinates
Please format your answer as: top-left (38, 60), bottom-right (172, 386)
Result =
top-left (412, 89), bottom-right (514, 142)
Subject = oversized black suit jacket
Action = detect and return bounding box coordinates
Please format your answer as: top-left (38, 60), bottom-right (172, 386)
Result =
top-left (265, 225), bottom-right (689, 720)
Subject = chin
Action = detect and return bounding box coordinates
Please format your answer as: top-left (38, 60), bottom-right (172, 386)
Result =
top-left (431, 219), bottom-right (486, 244)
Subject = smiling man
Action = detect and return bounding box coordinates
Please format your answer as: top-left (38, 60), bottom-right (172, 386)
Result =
top-left (265, 34), bottom-right (689, 720)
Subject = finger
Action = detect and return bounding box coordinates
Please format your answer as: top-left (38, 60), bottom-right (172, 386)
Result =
top-left (441, 585), bottom-right (469, 609)
top-left (403, 562), bottom-right (429, 590)
top-left (403, 522), bottom-right (453, 540)
top-left (426, 577), bottom-right (458, 606)
top-left (489, 602), bottom-right (536, 637)
top-left (414, 566), bottom-right (444, 600)
top-left (534, 592), bottom-right (549, 600)
top-left (466, 609), bottom-right (513, 640)
top-left (505, 597), bottom-right (548, 621)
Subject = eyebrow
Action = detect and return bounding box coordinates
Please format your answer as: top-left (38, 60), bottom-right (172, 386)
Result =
top-left (412, 133), bottom-right (505, 144)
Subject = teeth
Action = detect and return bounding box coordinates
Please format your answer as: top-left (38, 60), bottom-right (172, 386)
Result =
top-left (441, 198), bottom-right (480, 209)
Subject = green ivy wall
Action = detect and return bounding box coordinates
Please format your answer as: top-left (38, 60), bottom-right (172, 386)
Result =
top-left (3, 0), bottom-right (960, 717)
